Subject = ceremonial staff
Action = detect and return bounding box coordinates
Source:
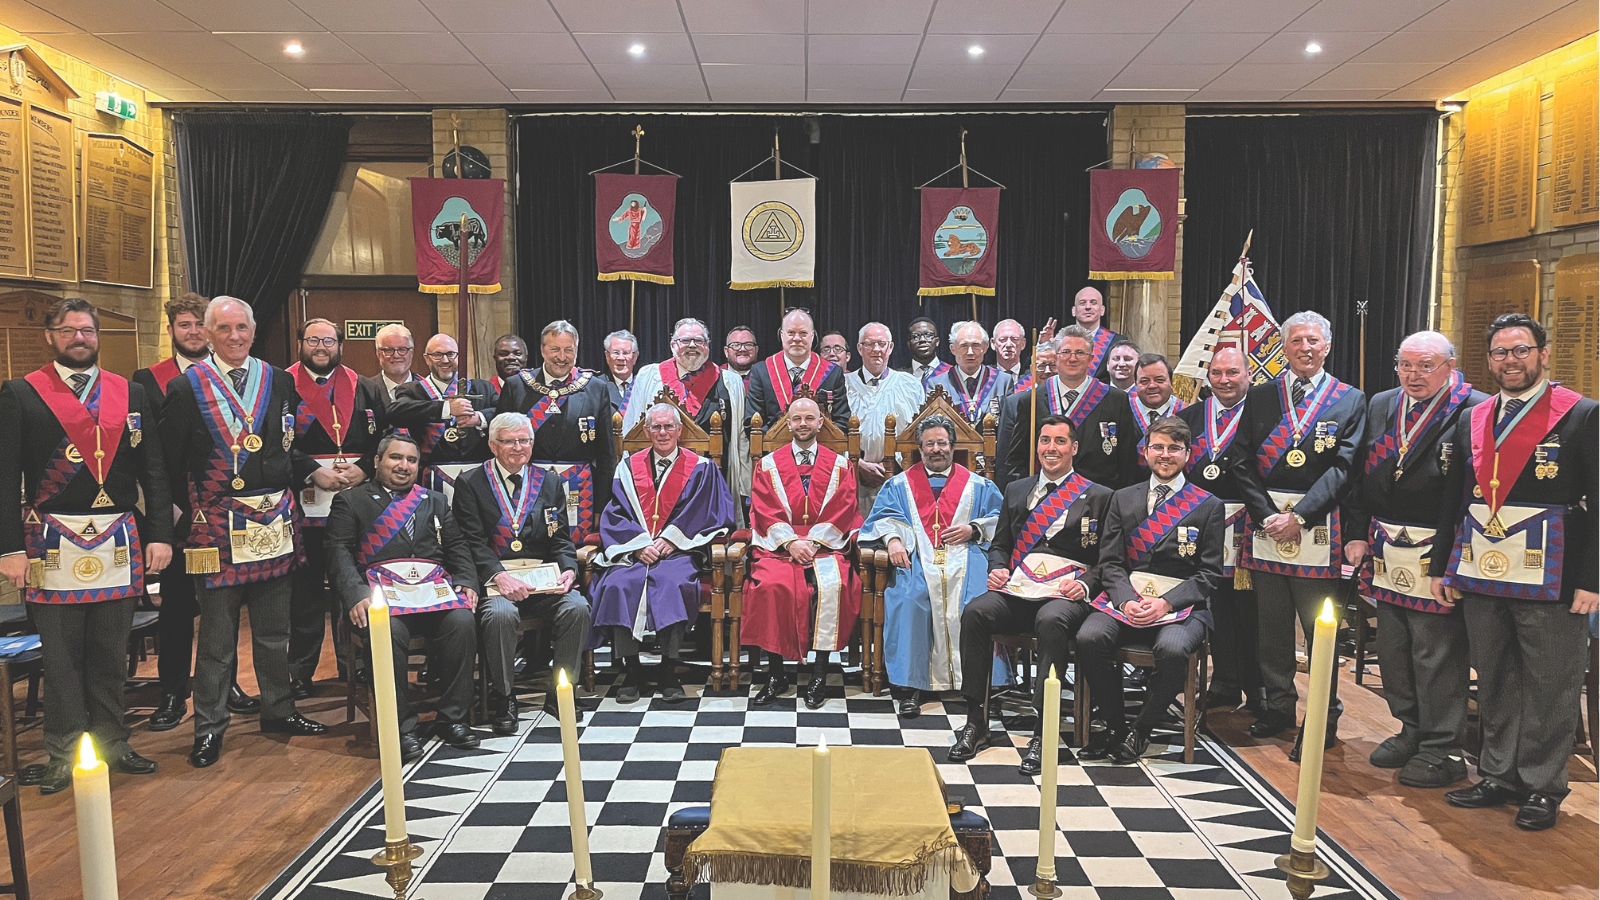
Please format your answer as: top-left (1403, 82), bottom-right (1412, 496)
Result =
top-left (451, 113), bottom-right (473, 381)
top-left (775, 128), bottom-right (785, 316)
top-left (960, 128), bottom-right (976, 322)
top-left (1029, 328), bottom-right (1039, 476)
top-left (631, 125), bottom-right (643, 330)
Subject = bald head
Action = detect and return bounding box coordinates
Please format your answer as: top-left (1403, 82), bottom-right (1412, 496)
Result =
top-left (786, 396), bottom-right (823, 444)
top-left (1206, 345), bottom-right (1249, 407)
top-left (423, 333), bottom-right (460, 380)
top-left (1072, 286), bottom-right (1106, 329)
top-left (780, 309), bottom-right (816, 364)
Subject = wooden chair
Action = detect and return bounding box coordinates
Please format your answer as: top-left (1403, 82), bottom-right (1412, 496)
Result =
top-left (0, 642), bottom-right (36, 899)
top-left (1075, 638), bottom-right (1210, 764)
top-left (1350, 593), bottom-right (1378, 685)
top-left (345, 627), bottom-right (429, 742)
top-left (976, 633), bottom-right (1089, 747)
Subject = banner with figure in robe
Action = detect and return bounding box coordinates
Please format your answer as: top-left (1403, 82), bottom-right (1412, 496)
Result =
top-left (1088, 168), bottom-right (1178, 281)
top-left (918, 187), bottom-right (1000, 297)
top-left (411, 177), bottom-right (505, 294)
top-left (596, 172), bottom-right (678, 285)
top-left (730, 178), bottom-right (815, 290)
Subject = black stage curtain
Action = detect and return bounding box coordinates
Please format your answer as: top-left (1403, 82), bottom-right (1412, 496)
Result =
top-left (517, 113), bottom-right (1107, 370)
top-left (174, 112), bottom-right (351, 329)
top-left (1183, 113), bottom-right (1439, 392)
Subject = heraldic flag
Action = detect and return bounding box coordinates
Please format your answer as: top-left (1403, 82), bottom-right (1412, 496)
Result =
top-left (596, 172), bottom-right (678, 285)
top-left (411, 177), bottom-right (505, 294)
top-left (730, 178), bottom-right (816, 290)
top-left (1172, 251), bottom-right (1289, 403)
top-left (1088, 168), bottom-right (1179, 281)
top-left (918, 187), bottom-right (1000, 297)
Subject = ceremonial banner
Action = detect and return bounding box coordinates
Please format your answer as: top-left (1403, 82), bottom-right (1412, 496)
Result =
top-left (918, 187), bottom-right (999, 297)
top-left (1172, 255), bottom-right (1288, 403)
top-left (595, 172), bottom-right (678, 285)
top-left (730, 178), bottom-right (815, 290)
top-left (410, 177), bottom-right (505, 294)
top-left (1088, 168), bottom-right (1178, 280)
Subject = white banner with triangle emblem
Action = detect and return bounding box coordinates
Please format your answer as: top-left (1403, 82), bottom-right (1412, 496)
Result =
top-left (730, 177), bottom-right (815, 290)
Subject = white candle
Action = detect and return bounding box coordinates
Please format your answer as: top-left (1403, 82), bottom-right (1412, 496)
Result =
top-left (1291, 599), bottom-right (1339, 854)
top-left (812, 736), bottom-right (831, 900)
top-left (367, 589), bottom-right (408, 844)
top-left (1036, 665), bottom-right (1059, 883)
top-left (557, 668), bottom-right (595, 886)
top-left (73, 733), bottom-right (118, 900)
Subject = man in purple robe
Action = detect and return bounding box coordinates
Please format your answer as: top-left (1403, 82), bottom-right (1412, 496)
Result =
top-left (588, 402), bottom-right (735, 703)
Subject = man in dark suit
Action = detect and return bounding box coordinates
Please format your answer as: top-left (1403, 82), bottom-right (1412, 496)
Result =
top-left (362, 323), bottom-right (420, 409)
top-left (1434, 313), bottom-right (1597, 831)
top-left (601, 329), bottom-right (638, 414)
top-left (326, 432), bottom-right (482, 760)
top-left (996, 325), bottom-right (1139, 491)
top-left (1230, 311), bottom-right (1366, 759)
top-left (161, 297), bottom-right (328, 769)
top-left (929, 321), bottom-right (1015, 428)
top-left (491, 333), bottom-right (528, 395)
top-left (453, 411), bottom-right (594, 725)
top-left (1077, 417), bottom-right (1224, 764)
top-left (743, 308), bottom-right (851, 434)
top-left (388, 333), bottom-right (496, 504)
top-left (1068, 286), bottom-right (1121, 381)
top-left (0, 298), bottom-right (171, 792)
top-left (949, 415), bottom-right (1114, 775)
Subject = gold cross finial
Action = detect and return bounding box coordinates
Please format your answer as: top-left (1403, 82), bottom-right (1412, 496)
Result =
top-left (633, 124), bottom-right (644, 140)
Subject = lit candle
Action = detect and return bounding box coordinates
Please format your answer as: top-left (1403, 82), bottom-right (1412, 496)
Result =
top-left (1035, 665), bottom-right (1059, 884)
top-left (1291, 599), bottom-right (1339, 854)
top-left (73, 733), bottom-right (118, 900)
top-left (812, 736), bottom-right (831, 900)
top-left (557, 668), bottom-right (594, 886)
top-left (367, 589), bottom-right (408, 844)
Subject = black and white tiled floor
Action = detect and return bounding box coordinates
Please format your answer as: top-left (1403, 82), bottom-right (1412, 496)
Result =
top-left (260, 663), bottom-right (1398, 900)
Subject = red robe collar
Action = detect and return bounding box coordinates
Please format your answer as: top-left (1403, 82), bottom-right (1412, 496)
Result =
top-left (1470, 383), bottom-right (1582, 512)
top-left (23, 367), bottom-right (129, 485)
top-left (904, 463), bottom-right (972, 549)
top-left (288, 362), bottom-right (358, 451)
top-left (630, 449), bottom-right (699, 536)
top-left (660, 359), bottom-right (720, 416)
top-left (773, 442), bottom-right (837, 525)
top-left (765, 352), bottom-right (832, 412)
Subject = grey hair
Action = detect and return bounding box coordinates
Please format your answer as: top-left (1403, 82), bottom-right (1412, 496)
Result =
top-left (671, 318), bottom-right (710, 342)
top-left (993, 318), bottom-right (1024, 338)
top-left (541, 320), bottom-right (579, 344)
top-left (858, 322), bottom-right (891, 344)
top-left (1058, 324), bottom-right (1092, 346)
top-left (1399, 330), bottom-right (1455, 359)
top-left (1282, 311), bottom-right (1332, 343)
top-left (604, 329), bottom-right (638, 353)
top-left (204, 296), bottom-right (255, 329)
top-left (915, 413), bottom-right (957, 444)
top-left (949, 320), bottom-right (990, 344)
top-left (488, 411), bottom-right (534, 442)
top-left (375, 323), bottom-right (413, 344)
top-left (644, 402), bottom-right (682, 425)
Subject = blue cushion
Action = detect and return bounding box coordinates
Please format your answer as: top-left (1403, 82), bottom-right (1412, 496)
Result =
top-left (948, 809), bottom-right (990, 832)
top-left (668, 806), bottom-right (712, 830)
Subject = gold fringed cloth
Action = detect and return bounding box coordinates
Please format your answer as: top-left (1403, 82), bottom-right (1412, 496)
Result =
top-left (683, 747), bottom-right (974, 896)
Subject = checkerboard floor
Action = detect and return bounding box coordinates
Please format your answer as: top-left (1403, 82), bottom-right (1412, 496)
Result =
top-left (261, 660), bottom-right (1397, 900)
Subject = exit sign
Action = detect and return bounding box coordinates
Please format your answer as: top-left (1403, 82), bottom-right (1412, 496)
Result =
top-left (345, 319), bottom-right (403, 341)
top-left (94, 91), bottom-right (137, 121)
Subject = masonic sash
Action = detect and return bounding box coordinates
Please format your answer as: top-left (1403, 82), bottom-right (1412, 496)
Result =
top-left (147, 356), bottom-right (183, 398)
top-left (1363, 518), bottom-right (1447, 613)
top-left (1048, 377), bottom-right (1110, 429)
top-left (189, 359), bottom-right (275, 481)
top-left (765, 353), bottom-right (835, 414)
top-left (1468, 382), bottom-right (1580, 517)
top-left (1010, 473), bottom-right (1095, 568)
top-left (1124, 483), bottom-right (1209, 565)
top-left (536, 461), bottom-right (595, 543)
top-left (1003, 553), bottom-right (1088, 600)
top-left (1366, 375), bottom-right (1472, 476)
top-left (1087, 329), bottom-right (1115, 375)
top-left (24, 510), bottom-right (142, 604)
top-left (1012, 371), bottom-right (1036, 394)
top-left (288, 363), bottom-right (357, 452)
top-left (905, 463), bottom-right (972, 562)
top-left (629, 449), bottom-right (697, 537)
top-left (1242, 489), bottom-right (1342, 578)
top-left (412, 373), bottom-right (457, 454)
top-left (485, 462), bottom-right (546, 556)
top-left (23, 368), bottom-right (129, 508)
top-left (766, 443), bottom-right (841, 529)
top-left (919, 360), bottom-right (952, 388)
top-left (518, 370), bottom-right (594, 430)
top-left (947, 367), bottom-right (1002, 424)
top-left (357, 485), bottom-right (428, 568)
top-left (1190, 397), bottom-right (1243, 468)
top-left (367, 558), bottom-right (470, 615)
top-left (660, 360), bottom-right (720, 417)
top-left (1256, 375), bottom-right (1349, 476)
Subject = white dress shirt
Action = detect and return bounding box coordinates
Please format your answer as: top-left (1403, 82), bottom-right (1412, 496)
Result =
top-left (1028, 469), bottom-right (1078, 539)
top-left (1147, 472), bottom-right (1187, 515)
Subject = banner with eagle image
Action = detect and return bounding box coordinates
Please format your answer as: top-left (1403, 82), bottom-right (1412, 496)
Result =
top-left (918, 187), bottom-right (1000, 297)
top-left (411, 177), bottom-right (506, 294)
top-left (1088, 168), bottom-right (1179, 281)
top-left (596, 172), bottom-right (678, 285)
top-left (730, 178), bottom-right (816, 290)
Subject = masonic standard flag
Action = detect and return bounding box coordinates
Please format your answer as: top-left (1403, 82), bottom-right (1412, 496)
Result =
top-left (730, 178), bottom-right (815, 290)
top-left (411, 177), bottom-right (505, 294)
top-left (596, 172), bottom-right (678, 284)
top-left (1172, 254), bottom-right (1289, 403)
top-left (918, 187), bottom-right (1000, 297)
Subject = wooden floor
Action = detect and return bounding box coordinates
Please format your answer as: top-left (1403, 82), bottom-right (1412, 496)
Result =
top-left (0, 619), bottom-right (1594, 900)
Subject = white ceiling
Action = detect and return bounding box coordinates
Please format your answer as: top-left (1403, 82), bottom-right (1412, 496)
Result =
top-left (5, 0), bottom-right (1594, 104)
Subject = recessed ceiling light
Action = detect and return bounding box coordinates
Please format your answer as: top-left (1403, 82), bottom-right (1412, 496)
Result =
top-left (967, 45), bottom-right (984, 58)
top-left (628, 43), bottom-right (646, 58)
top-left (284, 40), bottom-right (304, 56)
top-left (1305, 41), bottom-right (1323, 55)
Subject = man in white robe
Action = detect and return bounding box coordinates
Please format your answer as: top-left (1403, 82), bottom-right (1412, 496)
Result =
top-left (845, 322), bottom-right (925, 516)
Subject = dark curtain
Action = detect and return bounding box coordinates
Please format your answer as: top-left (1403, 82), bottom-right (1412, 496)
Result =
top-left (1182, 113), bottom-right (1439, 392)
top-left (517, 113), bottom-right (1108, 370)
top-left (174, 112), bottom-right (351, 329)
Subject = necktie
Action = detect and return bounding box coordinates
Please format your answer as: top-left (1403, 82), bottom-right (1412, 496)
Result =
top-left (869, 375), bottom-right (880, 388)
top-left (508, 472), bottom-right (523, 503)
top-left (789, 366), bottom-right (804, 387)
top-left (69, 373), bottom-right (89, 398)
top-left (228, 367), bottom-right (247, 394)
top-left (798, 449), bottom-right (813, 492)
top-left (1292, 377), bottom-right (1310, 407)
top-left (966, 376), bottom-right (978, 395)
top-left (316, 376), bottom-right (329, 387)
top-left (1044, 480), bottom-right (1058, 496)
top-left (655, 456), bottom-right (671, 486)
top-left (1494, 397), bottom-right (1525, 439)
top-left (1150, 482), bottom-right (1171, 514)
top-left (1062, 389), bottom-right (1079, 410)
top-left (798, 449), bottom-right (813, 466)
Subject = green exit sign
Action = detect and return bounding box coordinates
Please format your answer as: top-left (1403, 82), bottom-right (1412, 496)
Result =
top-left (345, 319), bottom-right (403, 341)
top-left (94, 91), bottom-right (137, 121)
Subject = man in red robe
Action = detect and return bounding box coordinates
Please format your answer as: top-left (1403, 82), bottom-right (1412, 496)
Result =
top-left (743, 396), bottom-right (862, 708)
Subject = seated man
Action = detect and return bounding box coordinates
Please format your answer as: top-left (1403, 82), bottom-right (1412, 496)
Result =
top-left (862, 415), bottom-right (1002, 718)
top-left (453, 412), bottom-right (595, 724)
top-left (325, 432), bottom-right (482, 761)
top-left (589, 403), bottom-right (735, 704)
top-left (1078, 417), bottom-right (1224, 764)
top-left (951, 416), bottom-right (1113, 774)
top-left (744, 396), bottom-right (863, 709)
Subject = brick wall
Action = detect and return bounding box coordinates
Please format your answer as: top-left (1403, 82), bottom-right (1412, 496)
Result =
top-left (432, 108), bottom-right (516, 377)
top-left (1106, 105), bottom-right (1185, 361)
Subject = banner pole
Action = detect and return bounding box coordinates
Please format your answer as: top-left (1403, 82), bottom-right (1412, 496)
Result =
top-left (630, 124), bottom-right (643, 334)
top-left (775, 128), bottom-right (785, 316)
top-left (961, 129), bottom-right (975, 321)
top-left (1357, 300), bottom-right (1369, 392)
top-left (1029, 328), bottom-right (1039, 477)
top-left (457, 213), bottom-right (471, 381)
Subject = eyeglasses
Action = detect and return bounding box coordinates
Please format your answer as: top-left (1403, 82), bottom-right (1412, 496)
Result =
top-left (1488, 344), bottom-right (1537, 361)
top-left (860, 340), bottom-right (891, 351)
top-left (672, 337), bottom-right (708, 347)
top-left (48, 327), bottom-right (98, 338)
top-left (377, 347), bottom-right (413, 356)
top-left (1058, 349), bottom-right (1091, 359)
top-left (301, 336), bottom-right (339, 348)
top-left (921, 440), bottom-right (952, 450)
top-left (783, 330), bottom-right (811, 340)
top-left (646, 423), bottom-right (680, 433)
top-left (492, 437), bottom-right (532, 447)
top-left (425, 351), bottom-right (459, 361)
top-left (725, 341), bottom-right (757, 352)
top-left (1394, 360), bottom-right (1441, 375)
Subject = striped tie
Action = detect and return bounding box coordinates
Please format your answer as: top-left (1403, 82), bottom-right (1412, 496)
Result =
top-left (1494, 397), bottom-right (1525, 439)
top-left (69, 373), bottom-right (89, 398)
top-left (228, 367), bottom-right (247, 394)
top-left (1292, 377), bottom-right (1310, 407)
top-left (1150, 483), bottom-right (1171, 515)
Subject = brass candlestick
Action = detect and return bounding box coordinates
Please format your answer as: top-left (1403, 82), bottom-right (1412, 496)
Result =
top-left (1028, 878), bottom-right (1062, 899)
top-left (1274, 846), bottom-right (1330, 900)
top-left (570, 881), bottom-right (605, 900)
top-left (371, 837), bottom-right (425, 899)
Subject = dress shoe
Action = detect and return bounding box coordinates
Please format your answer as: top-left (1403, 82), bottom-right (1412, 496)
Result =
top-left (112, 749), bottom-right (159, 776)
top-left (189, 734), bottom-right (222, 768)
top-left (659, 673), bottom-right (687, 704)
top-left (1248, 710), bottom-right (1293, 739)
top-left (149, 694), bottom-right (187, 732)
top-left (1201, 690), bottom-right (1242, 711)
top-left (1077, 726), bottom-right (1122, 761)
top-left (437, 722), bottom-right (481, 750)
top-left (897, 696), bottom-right (921, 719)
top-left (752, 675), bottom-right (791, 708)
top-left (1020, 734), bottom-right (1057, 776)
top-left (261, 713), bottom-right (329, 736)
top-left (17, 763), bottom-right (45, 786)
top-left (1368, 734), bottom-right (1418, 769)
top-left (946, 723), bottom-right (992, 762)
top-left (1445, 778), bottom-right (1526, 809)
top-left (227, 683), bottom-right (261, 715)
top-left (1514, 793), bottom-right (1561, 831)
top-left (541, 699), bottom-right (585, 724)
top-left (399, 732), bottom-right (425, 764)
top-left (616, 682), bottom-right (642, 704)
top-left (1397, 755), bottom-right (1467, 789)
top-left (1287, 719), bottom-right (1338, 763)
top-left (38, 758), bottom-right (73, 795)
top-left (290, 678), bottom-right (312, 701)
top-left (490, 696), bottom-right (519, 736)
top-left (1109, 730), bottom-right (1149, 765)
top-left (803, 674), bottom-right (828, 710)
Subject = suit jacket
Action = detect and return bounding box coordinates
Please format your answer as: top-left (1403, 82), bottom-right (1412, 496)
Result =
top-left (131, 359), bottom-right (190, 402)
top-left (289, 366), bottom-right (388, 486)
top-left (160, 361), bottom-right (310, 502)
top-left (995, 379), bottom-right (1140, 491)
top-left (496, 369), bottom-right (616, 510)
top-left (389, 377), bottom-right (497, 465)
top-left (1177, 400), bottom-right (1249, 502)
top-left (451, 463), bottom-right (579, 586)
top-left (601, 374), bottom-right (633, 414)
top-left (1229, 375), bottom-right (1367, 528)
top-left (743, 354), bottom-right (851, 433)
top-left (324, 483), bottom-right (477, 612)
top-left (987, 474), bottom-right (1115, 594)
top-left (1098, 483), bottom-right (1225, 626)
top-left (931, 365), bottom-right (1016, 427)
top-left (0, 373), bottom-right (172, 553)
top-left (132, 361), bottom-right (194, 541)
top-left (1344, 384), bottom-right (1487, 537)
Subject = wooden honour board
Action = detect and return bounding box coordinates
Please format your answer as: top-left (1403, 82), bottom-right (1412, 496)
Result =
top-left (0, 290), bottom-right (136, 379)
top-left (0, 96), bottom-right (25, 278)
top-left (81, 133), bottom-right (154, 289)
top-left (1550, 54), bottom-right (1599, 229)
top-left (1551, 253), bottom-right (1598, 398)
top-left (1460, 260), bottom-right (1539, 392)
top-left (26, 105), bottom-right (75, 282)
top-left (1461, 78), bottom-right (1539, 247)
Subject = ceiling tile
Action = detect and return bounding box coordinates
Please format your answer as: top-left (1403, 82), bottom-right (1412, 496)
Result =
top-left (808, 33), bottom-right (923, 66)
top-left (313, 89), bottom-right (418, 102)
top-left (929, 0), bottom-right (1060, 34)
top-left (378, 62), bottom-right (507, 92)
top-left (610, 86), bottom-right (710, 102)
top-left (158, 88), bottom-right (225, 101)
top-left (907, 64), bottom-right (1018, 92)
top-left (574, 32), bottom-right (699, 65)
top-left (218, 32), bottom-right (367, 67)
top-left (1523, 1), bottom-right (1599, 34)
top-left (1305, 61), bottom-right (1441, 89)
top-left (1286, 88), bottom-right (1394, 99)
top-left (1285, 0), bottom-right (1448, 33)
top-left (43, 0), bottom-right (201, 32)
top-left (1095, 88), bottom-right (1195, 101)
top-left (422, 0), bottom-right (565, 32)
top-left (1166, 0), bottom-right (1321, 33)
top-left (1007, 63), bottom-right (1116, 92)
top-left (290, 0), bottom-right (447, 32)
top-left (340, 32), bottom-right (477, 65)
top-left (692, 33), bottom-right (805, 65)
top-left (917, 34), bottom-right (1039, 67)
top-left (903, 86), bottom-right (1005, 102)
top-left (0, 0), bottom-right (89, 32)
top-left (1350, 30), bottom-right (1499, 64)
top-left (549, 0), bottom-right (687, 34)
top-left (458, 33), bottom-right (587, 65)
top-left (592, 63), bottom-right (706, 88)
top-left (158, 61), bottom-right (303, 91)
top-left (487, 63), bottom-right (605, 91)
top-left (1186, 88), bottom-right (1294, 101)
top-left (1442, 29), bottom-right (1595, 81)
top-left (1027, 32), bottom-right (1154, 66)
top-left (158, 0), bottom-right (320, 32)
top-left (1246, 31), bottom-right (1387, 64)
top-left (1048, 0), bottom-right (1190, 33)
top-left (411, 86), bottom-right (517, 102)
top-left (214, 88), bottom-right (317, 102)
top-left (680, 0), bottom-right (804, 34)
top-left (1202, 62), bottom-right (1337, 91)
top-left (30, 32), bottom-right (195, 92)
top-left (1404, 0), bottom-right (1573, 33)
top-left (806, 64), bottom-right (910, 90)
top-left (998, 88), bottom-right (1080, 101)
top-left (281, 64), bottom-right (405, 91)
top-left (806, 88), bottom-right (906, 102)
top-left (511, 89), bottom-right (616, 103)
top-left (99, 31), bottom-right (258, 64)
top-left (1133, 32), bottom-right (1271, 65)
top-left (806, 1), bottom-right (933, 34)
top-left (702, 63), bottom-right (805, 92)
top-left (1107, 63), bottom-right (1230, 89)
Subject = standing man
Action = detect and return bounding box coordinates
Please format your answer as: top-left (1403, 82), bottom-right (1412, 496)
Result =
top-left (491, 334), bottom-right (528, 394)
top-left (743, 396), bottom-right (862, 708)
top-left (1129, 353), bottom-right (1185, 468)
top-left (819, 330), bottom-right (852, 370)
top-left (905, 317), bottom-right (951, 387)
top-left (862, 415), bottom-right (1002, 717)
top-left (286, 318), bottom-right (386, 699)
top-left (1231, 311), bottom-right (1365, 759)
top-left (1012, 338), bottom-right (1056, 395)
top-left (1435, 314), bottom-right (1596, 830)
top-left (162, 297), bottom-right (328, 769)
top-left (744, 308), bottom-right (851, 434)
top-left (1105, 339), bottom-right (1141, 393)
top-left (0, 297), bottom-right (170, 792)
top-left (1068, 287), bottom-right (1121, 380)
top-left (1177, 347), bottom-right (1258, 714)
top-left (1344, 332), bottom-right (1482, 788)
top-left (602, 329), bottom-right (640, 414)
top-left (992, 319), bottom-right (1026, 381)
top-left (389, 334), bottom-right (495, 505)
top-left (996, 325), bottom-right (1139, 491)
top-left (363, 323), bottom-right (418, 408)
top-left (723, 326), bottom-right (760, 388)
top-left (930, 322), bottom-right (1015, 428)
top-left (845, 322), bottom-right (926, 515)
top-left (497, 321), bottom-right (618, 545)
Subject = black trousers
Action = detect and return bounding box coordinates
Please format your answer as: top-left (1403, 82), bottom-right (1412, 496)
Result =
top-left (372, 607), bottom-right (477, 734)
top-left (1207, 579), bottom-right (1262, 706)
top-left (153, 551), bottom-right (199, 698)
top-left (288, 527), bottom-right (338, 683)
top-left (1077, 611), bottom-right (1207, 735)
top-left (31, 598), bottom-right (136, 762)
top-left (958, 590), bottom-right (1093, 717)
